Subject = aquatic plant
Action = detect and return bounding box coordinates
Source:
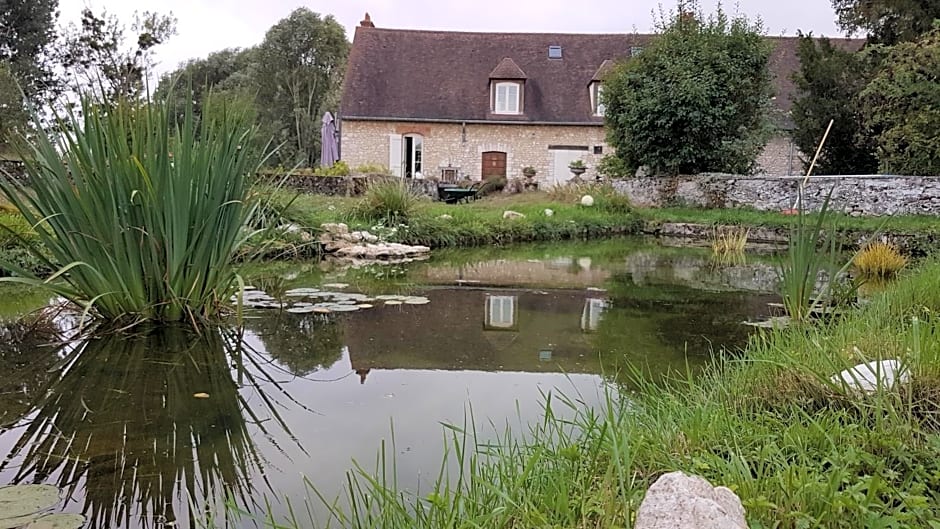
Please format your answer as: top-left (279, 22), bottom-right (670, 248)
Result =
top-left (854, 241), bottom-right (908, 280)
top-left (0, 90), bottom-right (268, 324)
top-left (777, 188), bottom-right (855, 323)
top-left (710, 226), bottom-right (750, 256)
top-left (354, 177), bottom-right (424, 222)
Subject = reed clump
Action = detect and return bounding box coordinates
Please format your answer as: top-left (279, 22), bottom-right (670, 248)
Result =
top-left (0, 89), bottom-right (268, 324)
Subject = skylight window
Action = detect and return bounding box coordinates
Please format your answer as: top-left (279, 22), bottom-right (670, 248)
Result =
top-left (548, 46), bottom-right (562, 59)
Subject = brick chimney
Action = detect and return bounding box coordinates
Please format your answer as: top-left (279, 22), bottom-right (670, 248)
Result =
top-left (360, 13), bottom-right (375, 28)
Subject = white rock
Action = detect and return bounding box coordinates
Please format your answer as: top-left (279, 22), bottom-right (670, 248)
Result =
top-left (543, 209), bottom-right (554, 217)
top-left (830, 359), bottom-right (909, 393)
top-left (320, 222), bottom-right (349, 235)
top-left (503, 210), bottom-right (525, 219)
top-left (635, 472), bottom-right (746, 529)
top-left (580, 195), bottom-right (595, 207)
top-left (438, 214), bottom-right (454, 220)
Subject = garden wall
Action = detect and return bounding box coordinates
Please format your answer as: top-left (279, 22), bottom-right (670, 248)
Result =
top-left (615, 174), bottom-right (940, 216)
top-left (262, 174), bottom-right (440, 199)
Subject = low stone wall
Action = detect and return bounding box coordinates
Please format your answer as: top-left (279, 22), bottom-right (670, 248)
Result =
top-left (266, 173), bottom-right (440, 199)
top-left (615, 175), bottom-right (940, 216)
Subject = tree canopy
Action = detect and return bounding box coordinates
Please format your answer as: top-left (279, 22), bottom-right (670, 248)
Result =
top-left (860, 27), bottom-right (940, 175)
top-left (790, 34), bottom-right (879, 175)
top-left (603, 5), bottom-right (773, 176)
top-left (832, 0), bottom-right (940, 44)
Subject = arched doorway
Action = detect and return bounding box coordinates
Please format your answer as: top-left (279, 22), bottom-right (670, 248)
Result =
top-left (481, 151), bottom-right (506, 179)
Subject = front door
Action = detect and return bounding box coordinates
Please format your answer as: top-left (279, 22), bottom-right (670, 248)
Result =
top-left (481, 151), bottom-right (506, 180)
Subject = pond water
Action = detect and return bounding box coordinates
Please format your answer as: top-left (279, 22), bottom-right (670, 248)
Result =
top-left (0, 238), bottom-right (779, 528)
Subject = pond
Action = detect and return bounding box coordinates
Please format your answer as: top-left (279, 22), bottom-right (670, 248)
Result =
top-left (0, 238), bottom-right (779, 528)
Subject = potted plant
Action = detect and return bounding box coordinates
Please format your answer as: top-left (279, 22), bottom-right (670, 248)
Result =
top-left (568, 159), bottom-right (587, 177)
top-left (522, 166), bottom-right (537, 178)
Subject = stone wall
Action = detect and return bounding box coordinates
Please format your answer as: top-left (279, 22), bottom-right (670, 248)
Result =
top-left (265, 173), bottom-right (439, 198)
top-left (615, 174), bottom-right (940, 216)
top-left (340, 120), bottom-right (610, 186)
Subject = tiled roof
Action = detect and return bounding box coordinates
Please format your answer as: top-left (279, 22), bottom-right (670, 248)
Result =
top-left (489, 57), bottom-right (528, 79)
top-left (340, 26), bottom-right (863, 124)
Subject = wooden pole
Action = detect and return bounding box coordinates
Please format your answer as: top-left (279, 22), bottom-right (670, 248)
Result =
top-left (792, 119), bottom-right (834, 211)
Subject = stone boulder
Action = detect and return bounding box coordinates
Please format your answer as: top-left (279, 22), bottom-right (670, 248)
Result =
top-left (830, 359), bottom-right (909, 393)
top-left (635, 472), bottom-right (747, 529)
top-left (503, 210), bottom-right (525, 219)
top-left (333, 242), bottom-right (431, 260)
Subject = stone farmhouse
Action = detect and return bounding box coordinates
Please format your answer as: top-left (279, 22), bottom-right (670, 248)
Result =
top-left (339, 13), bottom-right (860, 185)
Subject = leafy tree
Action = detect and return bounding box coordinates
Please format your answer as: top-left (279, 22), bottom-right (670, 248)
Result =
top-left (860, 27), bottom-right (940, 175)
top-left (790, 34), bottom-right (878, 175)
top-left (155, 47), bottom-right (257, 124)
top-left (0, 0), bottom-right (59, 103)
top-left (0, 62), bottom-right (27, 152)
top-left (831, 0), bottom-right (940, 44)
top-left (59, 8), bottom-right (177, 100)
top-left (254, 8), bottom-right (347, 167)
top-left (604, 4), bottom-right (773, 176)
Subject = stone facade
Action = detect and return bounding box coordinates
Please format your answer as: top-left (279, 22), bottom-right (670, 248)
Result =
top-left (615, 174), bottom-right (940, 216)
top-left (341, 120), bottom-right (803, 183)
top-left (340, 120), bottom-right (609, 186)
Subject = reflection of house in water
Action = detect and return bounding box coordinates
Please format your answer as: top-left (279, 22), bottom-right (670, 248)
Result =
top-left (345, 288), bottom-right (606, 375)
top-left (581, 298), bottom-right (609, 333)
top-left (422, 257), bottom-right (611, 289)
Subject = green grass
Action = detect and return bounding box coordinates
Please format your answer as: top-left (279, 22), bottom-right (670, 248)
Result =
top-left (227, 257), bottom-right (940, 529)
top-left (0, 90), bottom-right (269, 324)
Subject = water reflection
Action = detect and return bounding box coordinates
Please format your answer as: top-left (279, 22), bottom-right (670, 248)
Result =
top-left (0, 327), bottom-right (279, 529)
top-left (246, 313), bottom-right (345, 376)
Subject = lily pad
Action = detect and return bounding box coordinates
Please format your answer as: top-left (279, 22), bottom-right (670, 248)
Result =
top-left (404, 297), bottom-right (430, 305)
top-left (384, 300), bottom-right (402, 306)
top-left (322, 283), bottom-right (349, 289)
top-left (0, 485), bottom-right (61, 525)
top-left (284, 288), bottom-right (320, 296)
top-left (313, 307), bottom-right (332, 314)
top-left (358, 304), bottom-right (374, 309)
top-left (328, 305), bottom-right (360, 312)
top-left (193, 392), bottom-right (210, 399)
top-left (375, 295), bottom-right (406, 301)
top-left (25, 514), bottom-right (86, 529)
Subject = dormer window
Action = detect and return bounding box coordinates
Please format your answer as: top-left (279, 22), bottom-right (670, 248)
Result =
top-left (488, 58), bottom-right (527, 115)
top-left (494, 82), bottom-right (521, 114)
top-left (590, 82), bottom-right (605, 117)
top-left (590, 60), bottom-right (615, 118)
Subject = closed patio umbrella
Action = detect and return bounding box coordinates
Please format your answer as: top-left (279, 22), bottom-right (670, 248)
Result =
top-left (320, 112), bottom-right (339, 168)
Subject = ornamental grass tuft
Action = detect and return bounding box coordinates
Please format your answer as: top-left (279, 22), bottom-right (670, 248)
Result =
top-left (0, 90), bottom-right (269, 324)
top-left (854, 241), bottom-right (908, 280)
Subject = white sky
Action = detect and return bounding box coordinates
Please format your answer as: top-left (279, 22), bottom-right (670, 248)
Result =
top-left (57, 0), bottom-right (846, 75)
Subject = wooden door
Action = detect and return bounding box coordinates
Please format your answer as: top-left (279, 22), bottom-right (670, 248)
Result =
top-left (481, 151), bottom-right (506, 179)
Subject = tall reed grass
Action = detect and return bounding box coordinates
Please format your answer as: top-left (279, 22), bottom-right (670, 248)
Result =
top-left (0, 91), bottom-right (268, 324)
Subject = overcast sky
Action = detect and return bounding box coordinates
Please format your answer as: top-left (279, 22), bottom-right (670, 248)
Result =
top-left (57, 0), bottom-right (847, 74)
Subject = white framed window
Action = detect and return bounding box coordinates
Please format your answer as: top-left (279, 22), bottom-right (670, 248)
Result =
top-left (494, 82), bottom-right (521, 114)
top-left (485, 295), bottom-right (517, 330)
top-left (591, 82), bottom-right (606, 117)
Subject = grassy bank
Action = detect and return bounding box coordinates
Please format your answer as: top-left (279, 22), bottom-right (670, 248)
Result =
top-left (246, 258), bottom-right (940, 528)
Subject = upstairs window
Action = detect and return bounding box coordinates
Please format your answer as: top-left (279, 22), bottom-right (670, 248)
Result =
top-left (591, 82), bottom-right (606, 117)
top-left (494, 82), bottom-right (521, 114)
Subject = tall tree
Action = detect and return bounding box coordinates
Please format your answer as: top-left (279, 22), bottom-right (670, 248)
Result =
top-left (155, 47), bottom-right (257, 123)
top-left (254, 8), bottom-right (347, 167)
top-left (59, 8), bottom-right (176, 100)
top-left (604, 3), bottom-right (773, 175)
top-left (790, 34), bottom-right (878, 175)
top-left (831, 0), bottom-right (940, 44)
top-left (0, 62), bottom-right (27, 152)
top-left (0, 0), bottom-right (59, 103)
top-left (860, 27), bottom-right (940, 175)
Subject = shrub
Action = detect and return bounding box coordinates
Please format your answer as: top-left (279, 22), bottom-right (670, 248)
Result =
top-left (478, 176), bottom-right (507, 197)
top-left (354, 177), bottom-right (424, 222)
top-left (312, 160), bottom-right (351, 177)
top-left (710, 226), bottom-right (749, 256)
top-left (353, 163), bottom-right (391, 175)
top-left (0, 89), bottom-right (267, 324)
top-left (854, 241), bottom-right (908, 279)
top-left (604, 4), bottom-right (773, 175)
